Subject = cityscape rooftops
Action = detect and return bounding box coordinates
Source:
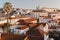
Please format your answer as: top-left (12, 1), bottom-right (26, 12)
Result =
top-left (16, 25), bottom-right (28, 30)
top-left (32, 9), bottom-right (46, 12)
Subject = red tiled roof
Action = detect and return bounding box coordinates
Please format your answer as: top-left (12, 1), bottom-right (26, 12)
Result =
top-left (0, 23), bottom-right (15, 28)
top-left (21, 16), bottom-right (28, 18)
top-left (57, 18), bottom-right (60, 20)
top-left (28, 23), bottom-right (48, 36)
top-left (17, 18), bottom-right (35, 24)
top-left (29, 23), bottom-right (37, 28)
top-left (38, 30), bottom-right (48, 36)
top-left (0, 23), bottom-right (5, 28)
top-left (24, 18), bottom-right (34, 23)
top-left (58, 22), bottom-right (60, 25)
top-left (17, 25), bottom-right (28, 30)
top-left (36, 24), bottom-right (43, 29)
top-left (1, 33), bottom-right (26, 40)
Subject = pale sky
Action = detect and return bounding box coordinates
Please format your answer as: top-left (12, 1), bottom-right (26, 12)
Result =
top-left (0, 0), bottom-right (60, 9)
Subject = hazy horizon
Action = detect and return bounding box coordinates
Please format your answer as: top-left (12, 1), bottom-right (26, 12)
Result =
top-left (0, 0), bottom-right (60, 9)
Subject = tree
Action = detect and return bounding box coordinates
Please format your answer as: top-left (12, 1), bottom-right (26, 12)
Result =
top-left (3, 2), bottom-right (13, 33)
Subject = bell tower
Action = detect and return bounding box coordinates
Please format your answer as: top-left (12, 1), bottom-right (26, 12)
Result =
top-left (36, 4), bottom-right (40, 10)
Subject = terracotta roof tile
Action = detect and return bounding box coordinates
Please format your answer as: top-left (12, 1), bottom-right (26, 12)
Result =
top-left (17, 25), bottom-right (28, 30)
top-left (0, 23), bottom-right (5, 28)
top-left (17, 18), bottom-right (35, 24)
top-left (1, 33), bottom-right (26, 40)
top-left (36, 24), bottom-right (43, 29)
top-left (29, 23), bottom-right (37, 28)
top-left (24, 18), bottom-right (34, 23)
top-left (58, 22), bottom-right (60, 25)
top-left (38, 30), bottom-right (48, 36)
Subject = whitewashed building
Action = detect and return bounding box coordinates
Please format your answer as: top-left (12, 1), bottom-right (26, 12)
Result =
top-left (31, 10), bottom-right (48, 19)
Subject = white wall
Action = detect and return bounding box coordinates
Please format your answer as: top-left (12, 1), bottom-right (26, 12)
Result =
top-left (32, 12), bottom-right (48, 19)
top-left (13, 27), bottom-right (29, 35)
top-left (0, 28), bottom-right (3, 33)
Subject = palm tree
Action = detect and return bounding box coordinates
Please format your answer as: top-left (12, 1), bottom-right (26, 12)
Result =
top-left (3, 2), bottom-right (12, 33)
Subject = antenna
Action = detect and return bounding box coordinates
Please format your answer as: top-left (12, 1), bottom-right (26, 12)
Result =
top-left (36, 0), bottom-right (40, 10)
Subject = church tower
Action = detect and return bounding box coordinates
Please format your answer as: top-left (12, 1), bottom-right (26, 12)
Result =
top-left (36, 4), bottom-right (40, 10)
